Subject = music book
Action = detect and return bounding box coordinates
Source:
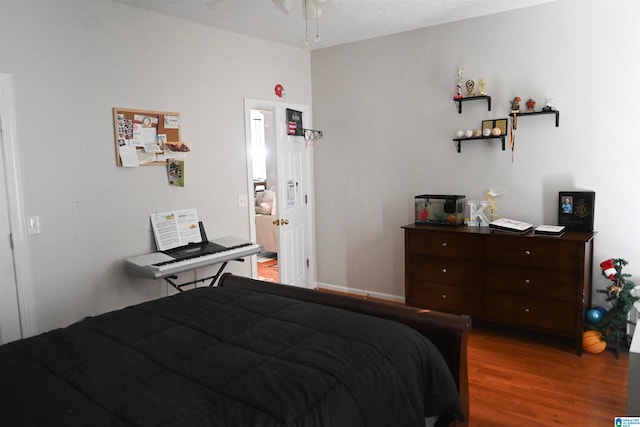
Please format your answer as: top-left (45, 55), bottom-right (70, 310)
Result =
top-left (150, 208), bottom-right (202, 251)
top-left (489, 218), bottom-right (533, 234)
top-left (534, 225), bottom-right (565, 236)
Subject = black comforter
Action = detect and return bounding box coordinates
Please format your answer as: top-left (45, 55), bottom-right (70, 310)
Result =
top-left (0, 286), bottom-right (462, 426)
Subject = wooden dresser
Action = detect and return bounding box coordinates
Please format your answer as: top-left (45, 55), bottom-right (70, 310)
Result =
top-left (403, 224), bottom-right (594, 354)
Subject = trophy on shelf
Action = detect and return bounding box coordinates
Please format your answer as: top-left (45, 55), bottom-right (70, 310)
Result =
top-left (477, 78), bottom-right (486, 96)
top-left (465, 79), bottom-right (475, 97)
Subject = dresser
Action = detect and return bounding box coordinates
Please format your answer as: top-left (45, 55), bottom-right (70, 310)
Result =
top-left (403, 224), bottom-right (594, 354)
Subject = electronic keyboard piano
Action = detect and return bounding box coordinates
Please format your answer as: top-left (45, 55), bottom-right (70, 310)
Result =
top-left (126, 238), bottom-right (262, 290)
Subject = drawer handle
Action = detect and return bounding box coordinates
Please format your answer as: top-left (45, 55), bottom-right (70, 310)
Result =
top-left (442, 242), bottom-right (447, 247)
top-left (442, 268), bottom-right (447, 273)
top-left (525, 250), bottom-right (531, 256)
top-left (441, 294), bottom-right (447, 299)
top-left (524, 279), bottom-right (531, 284)
top-left (524, 308), bottom-right (530, 313)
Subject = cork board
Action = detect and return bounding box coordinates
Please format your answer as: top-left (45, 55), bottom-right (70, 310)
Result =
top-left (113, 107), bottom-right (182, 167)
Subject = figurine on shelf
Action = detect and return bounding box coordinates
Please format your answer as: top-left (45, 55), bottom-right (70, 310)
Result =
top-left (510, 96), bottom-right (521, 113)
top-left (542, 98), bottom-right (554, 111)
top-left (454, 67), bottom-right (463, 99)
top-left (465, 79), bottom-right (475, 97)
top-left (526, 99), bottom-right (536, 112)
top-left (477, 78), bottom-right (486, 95)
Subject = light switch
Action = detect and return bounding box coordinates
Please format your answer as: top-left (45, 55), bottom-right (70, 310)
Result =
top-left (27, 215), bottom-right (41, 235)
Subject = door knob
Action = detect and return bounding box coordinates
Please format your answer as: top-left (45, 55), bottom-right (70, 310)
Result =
top-left (282, 219), bottom-right (289, 225)
top-left (272, 219), bottom-right (280, 226)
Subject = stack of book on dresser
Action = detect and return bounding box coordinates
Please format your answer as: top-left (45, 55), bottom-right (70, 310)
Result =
top-left (489, 218), bottom-right (533, 234)
top-left (488, 218), bottom-right (566, 237)
top-left (533, 224), bottom-right (566, 237)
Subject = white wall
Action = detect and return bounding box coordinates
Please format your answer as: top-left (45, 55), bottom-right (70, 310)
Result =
top-left (0, 0), bottom-right (311, 333)
top-left (311, 1), bottom-right (640, 301)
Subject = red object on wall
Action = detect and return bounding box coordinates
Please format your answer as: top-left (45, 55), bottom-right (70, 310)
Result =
top-left (274, 84), bottom-right (284, 98)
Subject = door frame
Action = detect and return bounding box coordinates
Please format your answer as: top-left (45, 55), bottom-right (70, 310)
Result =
top-left (0, 72), bottom-right (36, 339)
top-left (243, 98), bottom-right (316, 287)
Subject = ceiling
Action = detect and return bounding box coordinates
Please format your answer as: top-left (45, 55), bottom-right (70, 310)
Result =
top-left (108, 0), bottom-right (555, 50)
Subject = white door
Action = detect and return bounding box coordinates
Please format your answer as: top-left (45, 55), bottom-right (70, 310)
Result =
top-left (0, 72), bottom-right (35, 343)
top-left (244, 99), bottom-right (316, 288)
top-left (273, 106), bottom-right (308, 286)
top-left (0, 103), bottom-right (22, 344)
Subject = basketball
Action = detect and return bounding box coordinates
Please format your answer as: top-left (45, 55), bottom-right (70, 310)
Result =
top-left (594, 306), bottom-right (608, 317)
top-left (585, 308), bottom-right (603, 324)
top-left (582, 330), bottom-right (606, 354)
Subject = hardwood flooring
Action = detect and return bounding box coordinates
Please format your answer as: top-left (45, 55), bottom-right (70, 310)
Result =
top-left (467, 322), bottom-right (629, 426)
top-left (257, 257), bottom-right (278, 282)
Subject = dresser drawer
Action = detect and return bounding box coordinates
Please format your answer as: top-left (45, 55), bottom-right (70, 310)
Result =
top-left (484, 291), bottom-right (576, 334)
top-left (485, 265), bottom-right (577, 301)
top-left (484, 237), bottom-right (577, 272)
top-left (409, 255), bottom-right (481, 287)
top-left (407, 281), bottom-right (483, 316)
top-left (407, 230), bottom-right (482, 260)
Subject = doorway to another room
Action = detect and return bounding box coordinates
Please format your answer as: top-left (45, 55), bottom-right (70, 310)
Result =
top-left (244, 99), bottom-right (316, 288)
top-left (251, 109), bottom-right (279, 282)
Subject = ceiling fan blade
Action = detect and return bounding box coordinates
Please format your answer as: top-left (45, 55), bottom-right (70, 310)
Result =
top-left (273, 0), bottom-right (296, 15)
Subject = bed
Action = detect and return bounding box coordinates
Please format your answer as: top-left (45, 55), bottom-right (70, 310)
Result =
top-left (0, 274), bottom-right (470, 427)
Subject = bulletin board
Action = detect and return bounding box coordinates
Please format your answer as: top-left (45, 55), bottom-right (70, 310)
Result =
top-left (113, 107), bottom-right (182, 167)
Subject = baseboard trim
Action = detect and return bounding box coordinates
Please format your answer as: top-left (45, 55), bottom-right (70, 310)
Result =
top-left (314, 281), bottom-right (405, 304)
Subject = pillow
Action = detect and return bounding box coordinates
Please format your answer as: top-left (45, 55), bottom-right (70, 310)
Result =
top-left (257, 202), bottom-right (273, 215)
top-left (263, 190), bottom-right (277, 216)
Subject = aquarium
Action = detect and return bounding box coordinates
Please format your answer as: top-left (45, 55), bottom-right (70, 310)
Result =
top-left (415, 194), bottom-right (465, 225)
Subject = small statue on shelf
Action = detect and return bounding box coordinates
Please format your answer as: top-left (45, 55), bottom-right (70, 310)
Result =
top-left (526, 99), bottom-right (536, 112)
top-left (510, 96), bottom-right (521, 113)
top-left (454, 67), bottom-right (463, 99)
top-left (477, 78), bottom-right (486, 96)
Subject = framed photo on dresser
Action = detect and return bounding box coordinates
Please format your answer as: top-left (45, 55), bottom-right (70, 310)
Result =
top-left (558, 191), bottom-right (595, 231)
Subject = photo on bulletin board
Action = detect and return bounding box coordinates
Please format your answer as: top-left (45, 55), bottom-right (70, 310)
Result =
top-left (286, 108), bottom-right (303, 136)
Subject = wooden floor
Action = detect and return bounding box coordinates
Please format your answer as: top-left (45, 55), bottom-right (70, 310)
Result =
top-left (257, 256), bottom-right (278, 282)
top-left (467, 322), bottom-right (629, 426)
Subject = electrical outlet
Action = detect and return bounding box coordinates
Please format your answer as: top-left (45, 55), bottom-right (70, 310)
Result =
top-left (238, 194), bottom-right (248, 208)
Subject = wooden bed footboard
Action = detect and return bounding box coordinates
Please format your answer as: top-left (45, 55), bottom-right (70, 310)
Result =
top-left (218, 274), bottom-right (471, 427)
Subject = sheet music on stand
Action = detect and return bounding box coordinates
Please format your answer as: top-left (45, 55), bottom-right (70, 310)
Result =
top-left (150, 208), bottom-right (202, 251)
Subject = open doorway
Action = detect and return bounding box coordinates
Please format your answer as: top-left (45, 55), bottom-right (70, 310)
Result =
top-left (244, 99), bottom-right (316, 288)
top-left (250, 109), bottom-right (279, 282)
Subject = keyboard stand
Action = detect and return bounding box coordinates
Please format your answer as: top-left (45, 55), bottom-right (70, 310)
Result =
top-left (163, 259), bottom-right (243, 292)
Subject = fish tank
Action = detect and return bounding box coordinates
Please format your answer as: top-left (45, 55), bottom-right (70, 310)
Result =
top-left (415, 194), bottom-right (465, 225)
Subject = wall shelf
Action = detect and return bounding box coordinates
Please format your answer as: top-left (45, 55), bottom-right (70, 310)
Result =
top-left (509, 109), bottom-right (559, 129)
top-left (453, 95), bottom-right (491, 114)
top-left (452, 135), bottom-right (505, 153)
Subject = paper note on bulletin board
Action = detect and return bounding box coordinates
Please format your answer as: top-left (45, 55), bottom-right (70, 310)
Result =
top-left (113, 107), bottom-right (183, 167)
